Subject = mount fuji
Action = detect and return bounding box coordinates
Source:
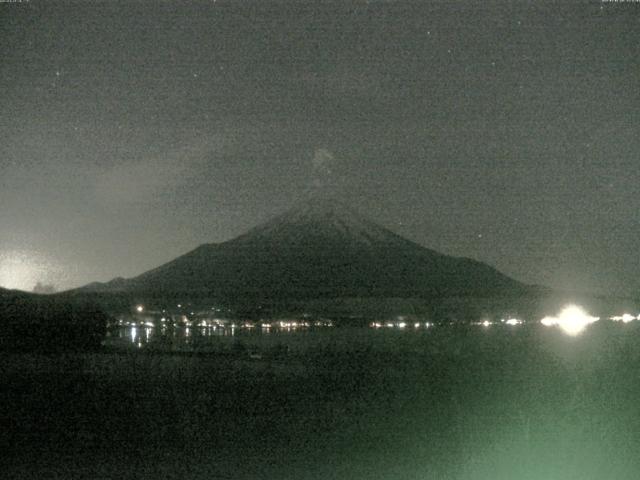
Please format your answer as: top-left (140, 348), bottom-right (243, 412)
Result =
top-left (75, 199), bottom-right (526, 303)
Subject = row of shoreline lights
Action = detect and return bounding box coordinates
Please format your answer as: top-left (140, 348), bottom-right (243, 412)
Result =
top-left (131, 307), bottom-right (333, 329)
top-left (135, 304), bottom-right (638, 337)
top-left (541, 306), bottom-right (640, 336)
top-left (370, 322), bottom-right (435, 329)
top-left (368, 306), bottom-right (640, 337)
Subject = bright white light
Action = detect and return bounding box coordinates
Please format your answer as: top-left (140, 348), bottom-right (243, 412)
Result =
top-left (482, 320), bottom-right (491, 327)
top-left (611, 313), bottom-right (635, 323)
top-left (505, 318), bottom-right (522, 326)
top-left (540, 316), bottom-right (556, 327)
top-left (542, 305), bottom-right (599, 336)
top-left (557, 306), bottom-right (599, 335)
top-left (136, 305), bottom-right (144, 313)
top-left (397, 322), bottom-right (407, 328)
top-left (414, 322), bottom-right (421, 328)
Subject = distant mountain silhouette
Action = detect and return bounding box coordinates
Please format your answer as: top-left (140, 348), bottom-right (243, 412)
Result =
top-left (76, 199), bottom-right (525, 302)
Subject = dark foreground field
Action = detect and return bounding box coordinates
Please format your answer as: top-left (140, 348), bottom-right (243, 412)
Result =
top-left (2, 324), bottom-right (640, 479)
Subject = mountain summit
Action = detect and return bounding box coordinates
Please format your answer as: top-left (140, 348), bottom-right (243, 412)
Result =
top-left (77, 199), bottom-right (524, 301)
top-left (235, 198), bottom-right (414, 249)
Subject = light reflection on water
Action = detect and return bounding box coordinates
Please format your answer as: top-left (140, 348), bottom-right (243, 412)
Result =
top-left (108, 321), bottom-right (490, 351)
top-left (105, 306), bottom-right (640, 351)
top-left (109, 323), bottom-right (323, 349)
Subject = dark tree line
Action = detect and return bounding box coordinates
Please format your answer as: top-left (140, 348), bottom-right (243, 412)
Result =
top-left (0, 291), bottom-right (109, 352)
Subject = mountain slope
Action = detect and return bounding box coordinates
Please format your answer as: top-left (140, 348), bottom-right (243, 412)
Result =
top-left (77, 199), bottom-right (525, 300)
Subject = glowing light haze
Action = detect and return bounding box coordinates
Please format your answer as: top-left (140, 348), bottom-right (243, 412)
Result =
top-left (540, 305), bottom-right (599, 336)
top-left (610, 314), bottom-right (638, 323)
top-left (0, 250), bottom-right (62, 292)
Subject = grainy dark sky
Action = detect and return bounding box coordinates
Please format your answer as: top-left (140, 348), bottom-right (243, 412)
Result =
top-left (1, 0), bottom-right (639, 295)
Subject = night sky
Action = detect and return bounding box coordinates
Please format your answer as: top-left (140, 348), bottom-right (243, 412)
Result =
top-left (1, 1), bottom-right (639, 295)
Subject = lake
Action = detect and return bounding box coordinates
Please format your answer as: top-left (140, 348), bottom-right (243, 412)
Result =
top-left (103, 310), bottom-right (637, 355)
top-left (3, 317), bottom-right (640, 479)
